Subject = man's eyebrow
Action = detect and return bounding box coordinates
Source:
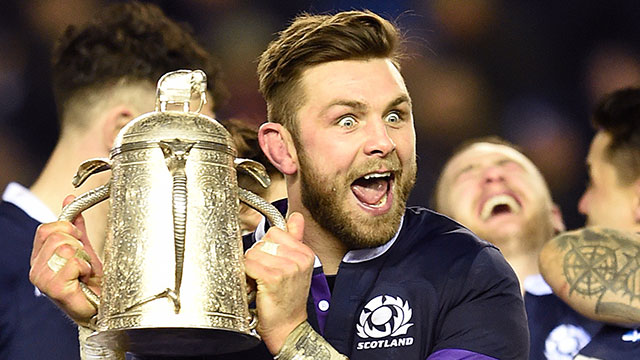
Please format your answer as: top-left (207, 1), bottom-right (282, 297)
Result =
top-left (388, 95), bottom-right (412, 109)
top-left (323, 100), bottom-right (368, 113)
top-left (317, 100), bottom-right (366, 119)
top-left (452, 164), bottom-right (475, 181)
top-left (319, 95), bottom-right (411, 116)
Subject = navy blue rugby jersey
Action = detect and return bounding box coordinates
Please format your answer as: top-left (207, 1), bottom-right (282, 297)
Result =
top-left (0, 199), bottom-right (80, 359)
top-left (243, 201), bottom-right (529, 360)
top-left (574, 325), bottom-right (640, 360)
top-left (524, 276), bottom-right (602, 360)
top-left (133, 201), bottom-right (529, 359)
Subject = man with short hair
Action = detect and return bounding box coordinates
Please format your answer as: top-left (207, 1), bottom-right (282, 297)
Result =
top-left (433, 137), bottom-right (602, 359)
top-left (541, 87), bottom-right (640, 359)
top-left (30, 10), bottom-right (528, 359)
top-left (0, 2), bottom-right (224, 358)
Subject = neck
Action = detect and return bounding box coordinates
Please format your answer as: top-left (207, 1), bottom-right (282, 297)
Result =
top-left (30, 139), bottom-right (87, 213)
top-left (30, 133), bottom-right (110, 258)
top-left (287, 197), bottom-right (347, 276)
top-left (265, 176), bottom-right (288, 203)
top-left (502, 251), bottom-right (540, 294)
top-left (477, 219), bottom-right (550, 293)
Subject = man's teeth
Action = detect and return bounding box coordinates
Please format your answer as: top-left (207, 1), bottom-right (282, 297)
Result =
top-left (363, 171), bottom-right (391, 180)
top-left (480, 194), bottom-right (521, 221)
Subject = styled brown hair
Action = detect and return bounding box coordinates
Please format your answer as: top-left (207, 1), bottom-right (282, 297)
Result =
top-left (592, 87), bottom-right (640, 185)
top-left (256, 10), bottom-right (403, 137)
top-left (52, 1), bottom-right (227, 127)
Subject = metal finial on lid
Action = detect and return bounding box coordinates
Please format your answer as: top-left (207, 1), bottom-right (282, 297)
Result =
top-left (155, 69), bottom-right (207, 113)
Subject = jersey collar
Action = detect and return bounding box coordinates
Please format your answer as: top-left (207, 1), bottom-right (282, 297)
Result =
top-left (342, 215), bottom-right (404, 264)
top-left (523, 273), bottom-right (553, 296)
top-left (2, 182), bottom-right (57, 223)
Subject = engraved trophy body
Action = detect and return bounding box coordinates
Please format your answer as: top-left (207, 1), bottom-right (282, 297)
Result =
top-left (59, 69), bottom-right (285, 356)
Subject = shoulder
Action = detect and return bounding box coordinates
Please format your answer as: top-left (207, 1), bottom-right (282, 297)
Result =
top-left (0, 200), bottom-right (40, 244)
top-left (402, 206), bottom-right (491, 243)
top-left (395, 206), bottom-right (499, 261)
top-left (0, 201), bottom-right (39, 228)
top-left (381, 207), bottom-right (515, 293)
top-left (0, 201), bottom-right (40, 279)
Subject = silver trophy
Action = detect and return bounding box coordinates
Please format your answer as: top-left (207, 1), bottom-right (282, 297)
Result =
top-left (59, 69), bottom-right (285, 356)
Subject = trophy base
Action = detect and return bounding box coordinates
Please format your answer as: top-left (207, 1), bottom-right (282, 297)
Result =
top-left (88, 327), bottom-right (262, 356)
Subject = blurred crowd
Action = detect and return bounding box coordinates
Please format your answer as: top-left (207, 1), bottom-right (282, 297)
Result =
top-left (2, 0), bottom-right (640, 230)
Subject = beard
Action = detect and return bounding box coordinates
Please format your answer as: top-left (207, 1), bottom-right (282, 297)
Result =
top-left (298, 149), bottom-right (417, 250)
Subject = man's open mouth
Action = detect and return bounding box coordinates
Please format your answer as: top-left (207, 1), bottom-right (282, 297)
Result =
top-left (350, 171), bottom-right (394, 209)
top-left (479, 194), bottom-right (522, 221)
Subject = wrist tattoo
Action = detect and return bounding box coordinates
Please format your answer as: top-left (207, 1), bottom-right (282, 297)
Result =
top-left (275, 321), bottom-right (348, 360)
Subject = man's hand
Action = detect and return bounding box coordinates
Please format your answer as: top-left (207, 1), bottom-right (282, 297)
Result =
top-left (29, 195), bottom-right (103, 325)
top-left (244, 212), bottom-right (315, 354)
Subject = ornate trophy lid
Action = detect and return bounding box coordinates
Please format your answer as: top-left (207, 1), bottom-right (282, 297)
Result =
top-left (111, 69), bottom-right (234, 158)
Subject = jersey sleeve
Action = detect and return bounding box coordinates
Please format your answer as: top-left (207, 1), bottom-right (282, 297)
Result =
top-left (433, 247), bottom-right (529, 360)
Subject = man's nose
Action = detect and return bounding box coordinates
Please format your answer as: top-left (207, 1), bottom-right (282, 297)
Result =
top-left (482, 165), bottom-right (506, 184)
top-left (363, 120), bottom-right (396, 157)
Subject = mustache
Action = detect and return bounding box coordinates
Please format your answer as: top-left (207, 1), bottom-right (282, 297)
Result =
top-left (347, 155), bottom-right (403, 182)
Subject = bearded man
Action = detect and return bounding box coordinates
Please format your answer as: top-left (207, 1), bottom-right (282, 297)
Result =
top-left (30, 10), bottom-right (528, 360)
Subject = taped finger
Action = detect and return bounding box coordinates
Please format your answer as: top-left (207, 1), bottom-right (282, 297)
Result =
top-left (260, 241), bottom-right (280, 256)
top-left (46, 253), bottom-right (68, 273)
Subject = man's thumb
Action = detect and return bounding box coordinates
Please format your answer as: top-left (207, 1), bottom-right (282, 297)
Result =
top-left (286, 212), bottom-right (304, 242)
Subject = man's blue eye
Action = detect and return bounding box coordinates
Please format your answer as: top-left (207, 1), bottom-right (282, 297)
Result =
top-left (338, 116), bottom-right (356, 127)
top-left (386, 112), bottom-right (401, 123)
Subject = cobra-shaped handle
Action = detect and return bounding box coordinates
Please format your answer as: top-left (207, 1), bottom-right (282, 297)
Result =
top-left (238, 187), bottom-right (287, 330)
top-left (238, 188), bottom-right (286, 231)
top-left (234, 158), bottom-right (285, 230)
top-left (58, 183), bottom-right (111, 309)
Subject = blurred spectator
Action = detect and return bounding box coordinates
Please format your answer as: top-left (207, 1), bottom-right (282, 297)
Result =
top-left (433, 137), bottom-right (602, 359)
top-left (0, 2), bottom-right (225, 358)
top-left (541, 87), bottom-right (640, 359)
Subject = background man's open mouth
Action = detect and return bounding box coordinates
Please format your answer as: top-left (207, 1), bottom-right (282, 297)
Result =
top-left (480, 194), bottom-right (521, 221)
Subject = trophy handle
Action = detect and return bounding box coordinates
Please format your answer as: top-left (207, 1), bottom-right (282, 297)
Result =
top-left (238, 188), bottom-right (286, 231)
top-left (72, 158), bottom-right (112, 187)
top-left (58, 182), bottom-right (111, 309)
top-left (235, 158), bottom-right (271, 188)
top-left (238, 187), bottom-right (287, 329)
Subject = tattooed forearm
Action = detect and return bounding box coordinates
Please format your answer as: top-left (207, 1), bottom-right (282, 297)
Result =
top-left (542, 227), bottom-right (640, 325)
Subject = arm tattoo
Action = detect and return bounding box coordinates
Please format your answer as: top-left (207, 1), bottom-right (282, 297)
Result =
top-left (291, 328), bottom-right (332, 358)
top-left (275, 321), bottom-right (348, 360)
top-left (558, 228), bottom-right (640, 321)
top-left (78, 325), bottom-right (125, 360)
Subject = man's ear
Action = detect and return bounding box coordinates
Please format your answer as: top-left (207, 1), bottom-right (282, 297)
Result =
top-left (258, 122), bottom-right (298, 175)
top-left (102, 105), bottom-right (135, 150)
top-left (550, 203), bottom-right (566, 234)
